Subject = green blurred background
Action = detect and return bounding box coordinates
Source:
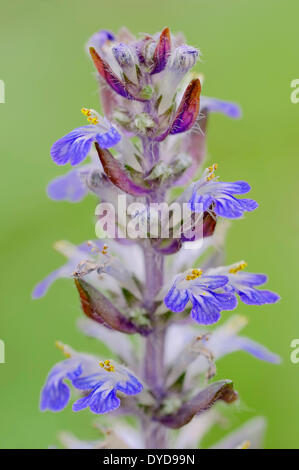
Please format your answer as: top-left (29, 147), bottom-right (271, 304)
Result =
top-left (0, 0), bottom-right (298, 449)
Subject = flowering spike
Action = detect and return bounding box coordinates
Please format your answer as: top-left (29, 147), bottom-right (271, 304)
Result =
top-left (37, 27), bottom-right (280, 449)
top-left (150, 27), bottom-right (171, 74)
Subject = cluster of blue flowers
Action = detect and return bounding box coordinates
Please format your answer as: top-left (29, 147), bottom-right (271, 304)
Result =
top-left (34, 27), bottom-right (280, 449)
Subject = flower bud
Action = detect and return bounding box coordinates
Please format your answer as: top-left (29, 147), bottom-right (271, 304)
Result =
top-left (143, 40), bottom-right (156, 64)
top-left (134, 113), bottom-right (155, 134)
top-left (112, 43), bottom-right (139, 83)
top-left (112, 43), bottom-right (137, 67)
top-left (156, 45), bottom-right (200, 114)
top-left (168, 45), bottom-right (199, 72)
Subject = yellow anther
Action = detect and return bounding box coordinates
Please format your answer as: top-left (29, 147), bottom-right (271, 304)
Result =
top-left (101, 244), bottom-right (108, 255)
top-left (81, 108), bottom-right (99, 125)
top-left (87, 116), bottom-right (99, 125)
top-left (192, 269), bottom-right (202, 276)
top-left (81, 107), bottom-right (91, 117)
top-left (99, 359), bottom-right (115, 372)
top-left (206, 163), bottom-right (218, 181)
top-left (208, 164), bottom-right (218, 172)
top-left (185, 268), bottom-right (203, 281)
top-left (229, 261), bottom-right (248, 274)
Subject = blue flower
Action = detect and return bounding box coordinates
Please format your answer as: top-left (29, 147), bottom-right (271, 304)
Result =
top-left (32, 239), bottom-right (142, 300)
top-left (32, 240), bottom-right (105, 299)
top-left (40, 359), bottom-right (81, 412)
top-left (189, 164), bottom-right (258, 219)
top-left (40, 343), bottom-right (96, 412)
top-left (47, 168), bottom-right (89, 202)
top-left (40, 344), bottom-right (143, 415)
top-left (164, 268), bottom-right (237, 325)
top-left (51, 108), bottom-right (121, 166)
top-left (200, 96), bottom-right (242, 119)
top-left (166, 315), bottom-right (281, 374)
top-left (71, 360), bottom-right (143, 414)
top-left (200, 315), bottom-right (281, 364)
top-left (209, 261), bottom-right (280, 306)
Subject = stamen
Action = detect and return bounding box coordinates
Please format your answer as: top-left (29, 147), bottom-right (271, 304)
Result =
top-left (81, 108), bottom-right (91, 117)
top-left (87, 240), bottom-right (101, 253)
top-left (55, 341), bottom-right (71, 358)
top-left (72, 259), bottom-right (98, 277)
top-left (229, 261), bottom-right (248, 274)
top-left (185, 268), bottom-right (203, 281)
top-left (101, 244), bottom-right (108, 255)
top-left (81, 107), bottom-right (99, 125)
top-left (99, 359), bottom-right (115, 372)
top-left (206, 163), bottom-right (218, 181)
top-left (87, 241), bottom-right (108, 256)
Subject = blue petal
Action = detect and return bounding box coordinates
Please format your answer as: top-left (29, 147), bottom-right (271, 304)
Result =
top-left (40, 360), bottom-right (79, 412)
top-left (95, 127), bottom-right (121, 148)
top-left (219, 334), bottom-right (281, 364)
top-left (213, 291), bottom-right (238, 310)
top-left (90, 389), bottom-right (120, 414)
top-left (40, 380), bottom-right (70, 412)
top-left (47, 169), bottom-right (88, 202)
top-left (191, 289), bottom-right (237, 325)
top-left (32, 240), bottom-right (105, 299)
top-left (237, 336), bottom-right (281, 364)
top-left (73, 387), bottom-right (120, 414)
top-left (238, 287), bottom-right (280, 305)
top-left (237, 198), bottom-right (259, 212)
top-left (216, 181), bottom-right (251, 195)
top-left (32, 268), bottom-right (64, 299)
top-left (116, 374), bottom-right (143, 395)
top-left (164, 285), bottom-right (189, 312)
top-left (236, 272), bottom-right (268, 286)
top-left (72, 393), bottom-right (93, 412)
top-left (190, 294), bottom-right (222, 325)
top-left (215, 194), bottom-right (257, 218)
top-left (200, 97), bottom-right (242, 119)
top-left (72, 374), bottom-right (105, 390)
top-left (51, 126), bottom-right (97, 166)
top-left (189, 192), bottom-right (213, 212)
top-left (67, 364), bottom-right (83, 381)
top-left (199, 275), bottom-right (228, 290)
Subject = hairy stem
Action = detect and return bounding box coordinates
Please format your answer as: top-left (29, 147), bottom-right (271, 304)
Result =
top-left (143, 246), bottom-right (165, 395)
top-left (142, 245), bottom-right (167, 448)
top-left (140, 125), bottom-right (168, 447)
